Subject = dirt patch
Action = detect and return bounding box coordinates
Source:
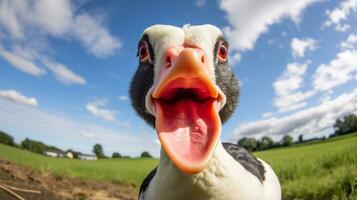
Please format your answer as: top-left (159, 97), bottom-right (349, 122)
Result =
top-left (0, 159), bottom-right (137, 200)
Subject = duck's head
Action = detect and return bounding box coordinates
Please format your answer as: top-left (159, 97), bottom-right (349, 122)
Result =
top-left (130, 24), bottom-right (239, 174)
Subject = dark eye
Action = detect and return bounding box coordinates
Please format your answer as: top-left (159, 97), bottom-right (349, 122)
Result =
top-left (139, 41), bottom-right (150, 62)
top-left (217, 42), bottom-right (228, 62)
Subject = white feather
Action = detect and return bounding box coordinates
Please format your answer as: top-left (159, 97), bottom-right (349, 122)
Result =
top-left (141, 142), bottom-right (281, 200)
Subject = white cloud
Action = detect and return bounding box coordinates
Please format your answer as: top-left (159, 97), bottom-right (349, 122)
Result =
top-left (32, 0), bottom-right (74, 36)
top-left (73, 14), bottom-right (121, 57)
top-left (0, 0), bottom-right (73, 39)
top-left (0, 0), bottom-right (26, 38)
top-left (0, 90), bottom-right (37, 106)
top-left (262, 112), bottom-right (273, 118)
top-left (340, 33), bottom-right (357, 50)
top-left (291, 38), bottom-right (317, 58)
top-left (234, 88), bottom-right (357, 139)
top-left (335, 24), bottom-right (351, 32)
top-left (230, 52), bottom-right (242, 65)
top-left (0, 0), bottom-right (120, 57)
top-left (319, 95), bottom-right (331, 103)
top-left (118, 96), bottom-right (129, 101)
top-left (0, 45), bottom-right (87, 85)
top-left (313, 50), bottom-right (357, 91)
top-left (0, 98), bottom-right (159, 157)
top-left (323, 0), bottom-right (357, 32)
top-left (195, 0), bottom-right (206, 7)
top-left (86, 99), bottom-right (116, 121)
top-left (42, 59), bottom-right (86, 85)
top-left (220, 0), bottom-right (317, 51)
top-left (80, 132), bottom-right (95, 139)
top-left (274, 62), bottom-right (308, 96)
top-left (273, 62), bottom-right (315, 112)
top-left (0, 47), bottom-right (45, 76)
top-left (0, 0), bottom-right (119, 84)
top-left (274, 91), bottom-right (316, 112)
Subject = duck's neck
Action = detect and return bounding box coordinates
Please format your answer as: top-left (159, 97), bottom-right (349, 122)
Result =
top-left (144, 141), bottom-right (279, 200)
top-left (147, 141), bottom-right (241, 199)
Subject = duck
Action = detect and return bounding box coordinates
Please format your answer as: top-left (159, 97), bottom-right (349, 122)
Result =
top-left (129, 24), bottom-right (281, 200)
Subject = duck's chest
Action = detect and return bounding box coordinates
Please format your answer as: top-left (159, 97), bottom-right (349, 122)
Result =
top-left (143, 151), bottom-right (264, 200)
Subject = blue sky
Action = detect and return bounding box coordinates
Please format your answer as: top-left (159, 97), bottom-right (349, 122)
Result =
top-left (0, 0), bottom-right (356, 157)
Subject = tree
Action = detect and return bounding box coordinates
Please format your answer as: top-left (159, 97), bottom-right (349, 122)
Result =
top-left (259, 136), bottom-right (275, 150)
top-left (141, 151), bottom-right (152, 158)
top-left (298, 134), bottom-right (304, 143)
top-left (256, 139), bottom-right (263, 151)
top-left (333, 118), bottom-right (344, 135)
top-left (334, 113), bottom-right (357, 135)
top-left (238, 137), bottom-right (258, 152)
top-left (0, 131), bottom-right (15, 146)
top-left (92, 144), bottom-right (105, 158)
top-left (281, 135), bottom-right (293, 146)
top-left (21, 138), bottom-right (46, 154)
top-left (345, 114), bottom-right (357, 132)
top-left (112, 152), bottom-right (122, 158)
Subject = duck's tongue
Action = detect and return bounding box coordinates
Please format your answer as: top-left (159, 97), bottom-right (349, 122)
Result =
top-left (155, 98), bottom-right (221, 174)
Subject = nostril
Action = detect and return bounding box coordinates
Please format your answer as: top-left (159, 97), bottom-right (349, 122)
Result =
top-left (164, 47), bottom-right (180, 68)
top-left (193, 48), bottom-right (206, 64)
top-left (165, 55), bottom-right (172, 68)
top-left (201, 55), bottom-right (205, 64)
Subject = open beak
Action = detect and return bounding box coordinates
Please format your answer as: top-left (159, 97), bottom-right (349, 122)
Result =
top-left (151, 48), bottom-right (224, 174)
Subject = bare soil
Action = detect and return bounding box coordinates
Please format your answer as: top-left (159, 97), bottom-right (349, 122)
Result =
top-left (0, 159), bottom-right (137, 200)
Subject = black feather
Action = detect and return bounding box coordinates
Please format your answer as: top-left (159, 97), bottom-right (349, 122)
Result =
top-left (139, 167), bottom-right (157, 199)
top-left (130, 35), bottom-right (156, 128)
top-left (213, 37), bottom-right (240, 124)
top-left (223, 142), bottom-right (266, 182)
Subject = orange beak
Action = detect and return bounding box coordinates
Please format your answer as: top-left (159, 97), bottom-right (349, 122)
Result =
top-left (152, 48), bottom-right (222, 174)
top-left (153, 49), bottom-right (218, 99)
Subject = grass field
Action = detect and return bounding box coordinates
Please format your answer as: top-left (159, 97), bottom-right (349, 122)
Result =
top-left (0, 145), bottom-right (158, 187)
top-left (255, 133), bottom-right (357, 200)
top-left (0, 133), bottom-right (356, 199)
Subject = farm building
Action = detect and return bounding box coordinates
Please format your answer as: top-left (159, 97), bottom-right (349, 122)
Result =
top-left (65, 151), bottom-right (74, 159)
top-left (44, 150), bottom-right (65, 158)
top-left (44, 150), bottom-right (73, 159)
top-left (78, 153), bottom-right (97, 160)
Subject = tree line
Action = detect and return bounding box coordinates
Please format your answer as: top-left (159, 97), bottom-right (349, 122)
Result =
top-left (92, 143), bottom-right (152, 158)
top-left (238, 113), bottom-right (357, 152)
top-left (0, 134), bottom-right (84, 159)
top-left (238, 135), bottom-right (294, 152)
top-left (331, 113), bottom-right (357, 137)
top-left (0, 131), bottom-right (153, 159)
top-left (0, 133), bottom-right (63, 154)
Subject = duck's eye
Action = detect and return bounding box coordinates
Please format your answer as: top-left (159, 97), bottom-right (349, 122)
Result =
top-left (217, 42), bottom-right (228, 62)
top-left (139, 41), bottom-right (150, 62)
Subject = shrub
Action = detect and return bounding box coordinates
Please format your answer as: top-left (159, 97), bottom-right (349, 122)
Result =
top-left (0, 131), bottom-right (14, 146)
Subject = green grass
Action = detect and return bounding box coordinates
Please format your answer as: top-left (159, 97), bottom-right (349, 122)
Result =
top-left (0, 133), bottom-right (356, 199)
top-left (0, 144), bottom-right (158, 187)
top-left (255, 133), bottom-right (357, 200)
